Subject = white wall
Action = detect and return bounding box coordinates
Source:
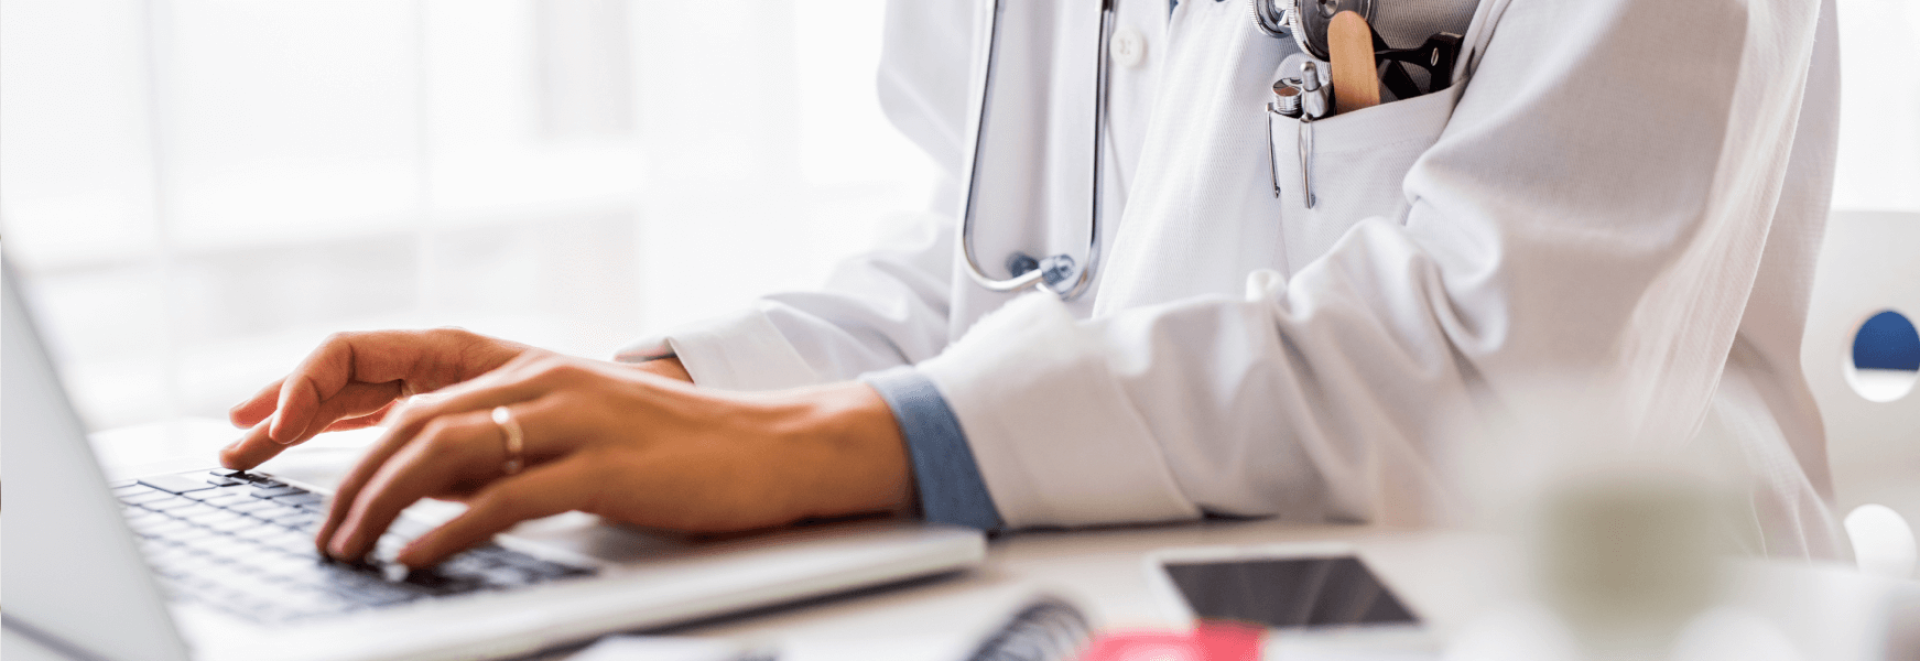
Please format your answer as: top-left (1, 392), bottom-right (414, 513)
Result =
top-left (1832, 0), bottom-right (1920, 212)
top-left (0, 0), bottom-right (936, 430)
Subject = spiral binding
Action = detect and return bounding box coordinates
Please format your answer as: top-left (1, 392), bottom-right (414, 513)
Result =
top-left (962, 597), bottom-right (1093, 661)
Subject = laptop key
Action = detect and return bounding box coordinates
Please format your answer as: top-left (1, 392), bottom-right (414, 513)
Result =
top-left (435, 553), bottom-right (492, 575)
top-left (187, 483), bottom-right (253, 501)
top-left (166, 526), bottom-right (222, 545)
top-left (276, 541), bottom-right (328, 561)
top-left (477, 566), bottom-right (536, 588)
top-left (248, 554), bottom-right (323, 576)
top-left (186, 509), bottom-right (244, 526)
top-left (268, 586), bottom-right (350, 615)
top-left (200, 490), bottom-right (252, 505)
top-left (206, 517), bottom-right (256, 534)
top-left (125, 509), bottom-right (170, 527)
top-left (338, 575), bottom-right (426, 606)
top-left (252, 485), bottom-right (303, 499)
top-left (278, 492), bottom-right (326, 507)
top-left (130, 518), bottom-right (193, 538)
top-left (225, 498), bottom-right (281, 514)
top-left (270, 510), bottom-right (319, 527)
top-left (401, 569), bottom-right (486, 596)
top-left (142, 496), bottom-right (200, 511)
top-left (254, 501), bottom-right (306, 516)
top-left (232, 525), bottom-right (282, 541)
top-left (196, 544), bottom-right (247, 565)
top-left (175, 500), bottom-right (227, 517)
top-left (258, 529), bottom-right (314, 549)
top-left (120, 489), bottom-right (175, 506)
top-left (139, 473), bottom-right (221, 494)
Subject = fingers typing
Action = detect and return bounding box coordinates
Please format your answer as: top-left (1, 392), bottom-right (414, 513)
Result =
top-left (218, 380), bottom-right (408, 471)
top-left (218, 419), bottom-right (278, 470)
top-left (316, 372), bottom-right (582, 561)
top-left (319, 401), bottom-right (398, 433)
top-left (266, 330), bottom-right (456, 444)
top-left (295, 381), bottom-right (406, 443)
top-left (315, 358), bottom-right (546, 546)
top-left (326, 411), bottom-right (502, 561)
top-left (397, 458), bottom-right (593, 568)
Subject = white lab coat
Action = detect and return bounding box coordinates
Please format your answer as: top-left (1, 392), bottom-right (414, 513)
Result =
top-left (621, 0), bottom-right (1845, 559)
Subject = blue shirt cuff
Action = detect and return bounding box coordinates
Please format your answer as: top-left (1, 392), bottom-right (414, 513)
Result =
top-left (859, 366), bottom-right (1004, 531)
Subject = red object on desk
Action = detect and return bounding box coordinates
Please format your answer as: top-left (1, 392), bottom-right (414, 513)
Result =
top-left (1078, 622), bottom-right (1263, 661)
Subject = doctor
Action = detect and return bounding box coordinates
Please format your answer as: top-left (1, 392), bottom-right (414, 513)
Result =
top-left (221, 0), bottom-right (1845, 569)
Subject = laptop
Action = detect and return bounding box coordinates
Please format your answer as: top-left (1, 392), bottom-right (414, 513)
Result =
top-left (1, 259), bottom-right (987, 661)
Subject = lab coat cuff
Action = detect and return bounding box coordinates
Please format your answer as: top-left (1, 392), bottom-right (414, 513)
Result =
top-left (612, 305), bottom-right (822, 391)
top-left (915, 293), bottom-right (1201, 528)
top-left (860, 366), bottom-right (1005, 531)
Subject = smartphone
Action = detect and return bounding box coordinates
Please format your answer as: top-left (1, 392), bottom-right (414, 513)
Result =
top-left (1160, 554), bottom-right (1419, 630)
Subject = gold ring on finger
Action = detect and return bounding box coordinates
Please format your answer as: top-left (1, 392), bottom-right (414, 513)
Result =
top-left (490, 405), bottom-right (525, 476)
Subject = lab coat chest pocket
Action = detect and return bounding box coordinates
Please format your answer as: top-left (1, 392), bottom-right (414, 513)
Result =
top-left (1269, 89), bottom-right (1454, 273)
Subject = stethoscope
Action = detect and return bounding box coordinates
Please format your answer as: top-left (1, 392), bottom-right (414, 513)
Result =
top-left (1251, 0), bottom-right (1375, 60)
top-left (956, 0), bottom-right (1116, 301)
top-left (957, 0), bottom-right (1374, 301)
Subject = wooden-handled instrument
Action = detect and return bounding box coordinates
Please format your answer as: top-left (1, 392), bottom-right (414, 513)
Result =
top-left (1328, 10), bottom-right (1380, 115)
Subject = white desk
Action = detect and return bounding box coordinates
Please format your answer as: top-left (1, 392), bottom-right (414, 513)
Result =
top-left (643, 522), bottom-right (1504, 660)
top-left (12, 420), bottom-right (1914, 661)
top-left (627, 522), bottom-right (1915, 661)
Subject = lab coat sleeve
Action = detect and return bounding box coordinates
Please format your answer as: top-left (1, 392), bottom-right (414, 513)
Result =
top-left (918, 0), bottom-right (1830, 528)
top-left (612, 208), bottom-right (960, 390)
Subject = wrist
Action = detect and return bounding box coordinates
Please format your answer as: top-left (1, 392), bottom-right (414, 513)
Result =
top-left (777, 382), bottom-right (914, 521)
top-left (634, 355), bottom-right (693, 383)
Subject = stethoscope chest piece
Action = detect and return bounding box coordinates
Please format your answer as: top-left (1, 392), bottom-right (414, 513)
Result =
top-left (1290, 0), bottom-right (1376, 60)
top-left (1006, 253), bottom-right (1080, 290)
top-left (1248, 0), bottom-right (1377, 61)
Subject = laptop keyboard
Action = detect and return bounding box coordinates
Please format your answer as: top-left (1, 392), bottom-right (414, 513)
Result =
top-left (115, 469), bottom-right (595, 625)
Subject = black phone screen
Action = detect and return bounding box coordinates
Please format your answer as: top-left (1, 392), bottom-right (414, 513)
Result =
top-left (1161, 555), bottom-right (1420, 630)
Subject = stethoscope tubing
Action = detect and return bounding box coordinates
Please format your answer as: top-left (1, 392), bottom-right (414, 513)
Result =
top-left (957, 0), bottom-right (1115, 301)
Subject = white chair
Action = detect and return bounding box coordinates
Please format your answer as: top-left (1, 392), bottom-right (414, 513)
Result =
top-left (1802, 209), bottom-right (1920, 578)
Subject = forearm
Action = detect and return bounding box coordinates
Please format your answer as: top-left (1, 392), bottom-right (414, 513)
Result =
top-left (772, 382), bottom-right (915, 521)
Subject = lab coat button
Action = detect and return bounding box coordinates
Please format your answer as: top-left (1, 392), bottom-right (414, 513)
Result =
top-left (1111, 27), bottom-right (1147, 68)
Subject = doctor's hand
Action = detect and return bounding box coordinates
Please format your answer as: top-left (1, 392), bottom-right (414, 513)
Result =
top-left (221, 329), bottom-right (692, 470)
top-left (310, 350), bottom-right (911, 568)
